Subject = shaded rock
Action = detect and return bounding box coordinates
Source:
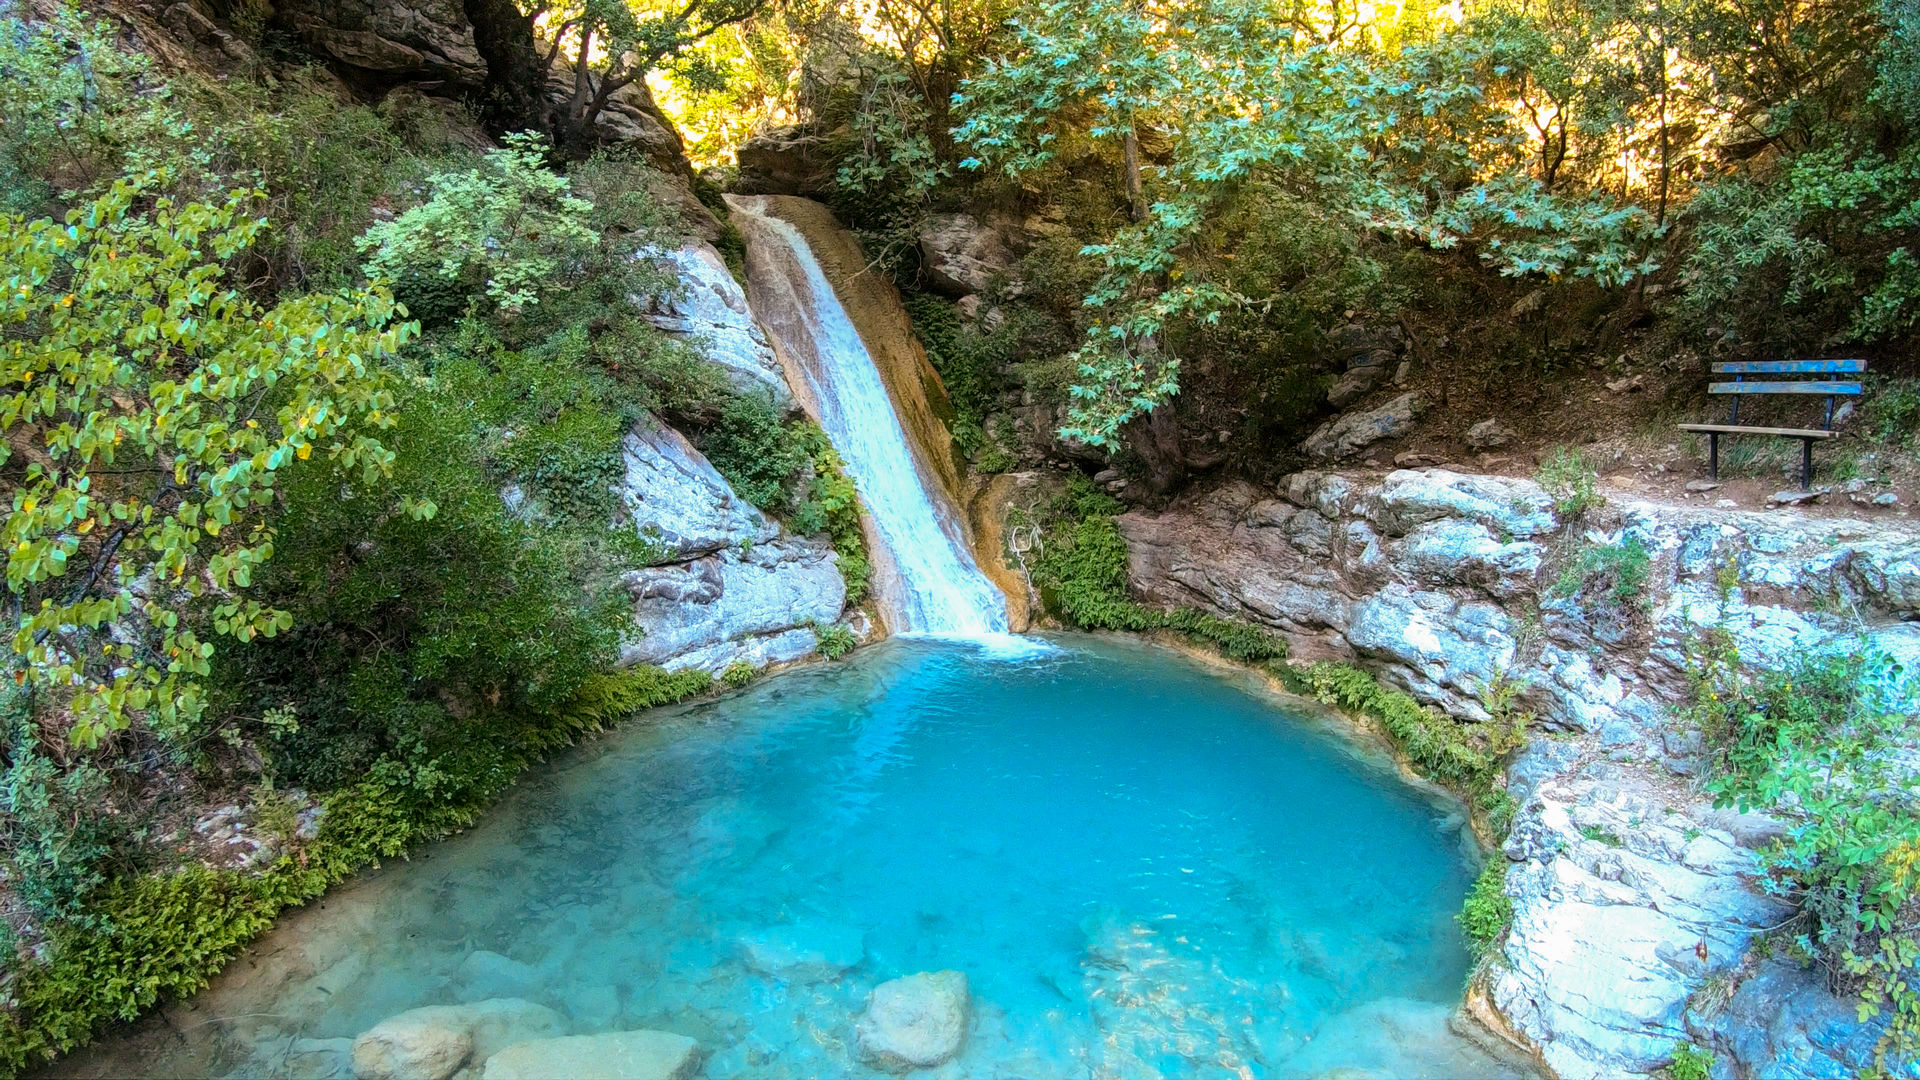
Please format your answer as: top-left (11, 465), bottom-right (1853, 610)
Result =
top-left (480, 1030), bottom-right (700, 1080)
top-left (855, 971), bottom-right (971, 1072)
top-left (1326, 365), bottom-right (1386, 409)
top-left (1769, 488), bottom-right (1827, 506)
top-left (1685, 480), bottom-right (1721, 493)
top-left (1464, 419), bottom-right (1512, 450)
top-left (738, 922), bottom-right (865, 982)
top-left (1876, 492), bottom-right (1901, 507)
top-left (1605, 373), bottom-right (1648, 394)
top-left (733, 126), bottom-right (830, 195)
top-left (1301, 393), bottom-right (1423, 461)
top-left (918, 213), bottom-right (1018, 297)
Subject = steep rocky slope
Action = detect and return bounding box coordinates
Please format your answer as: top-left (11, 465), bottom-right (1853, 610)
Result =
top-left (1117, 467), bottom-right (1920, 1078)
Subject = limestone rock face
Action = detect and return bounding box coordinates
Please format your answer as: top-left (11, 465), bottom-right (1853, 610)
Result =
top-left (638, 242), bottom-right (791, 408)
top-left (854, 971), bottom-right (971, 1072)
top-left (480, 1030), bottom-right (701, 1080)
top-left (275, 0), bottom-right (486, 86)
top-left (917, 213), bottom-right (1020, 297)
top-left (1301, 393), bottom-right (1423, 460)
top-left (620, 416), bottom-right (777, 561)
top-left (612, 414), bottom-right (846, 673)
top-left (1111, 466), bottom-right (1920, 1078)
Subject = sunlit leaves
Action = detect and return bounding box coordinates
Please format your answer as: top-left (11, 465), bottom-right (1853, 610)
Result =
top-left (1, 172), bottom-right (413, 746)
top-left (955, 0), bottom-right (1661, 443)
top-left (358, 133), bottom-right (598, 316)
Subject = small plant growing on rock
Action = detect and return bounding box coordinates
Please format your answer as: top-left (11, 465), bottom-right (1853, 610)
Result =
top-left (816, 624), bottom-right (859, 660)
top-left (1666, 1041), bottom-right (1714, 1080)
top-left (1459, 858), bottom-right (1514, 960)
top-left (1535, 446), bottom-right (1604, 519)
top-left (721, 662), bottom-right (757, 688)
top-left (1691, 642), bottom-right (1920, 1058)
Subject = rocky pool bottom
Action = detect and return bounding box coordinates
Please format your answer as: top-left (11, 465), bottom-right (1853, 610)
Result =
top-left (71, 636), bottom-right (1534, 1080)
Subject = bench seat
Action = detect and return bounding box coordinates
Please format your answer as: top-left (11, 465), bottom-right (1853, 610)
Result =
top-left (1678, 424), bottom-right (1839, 439)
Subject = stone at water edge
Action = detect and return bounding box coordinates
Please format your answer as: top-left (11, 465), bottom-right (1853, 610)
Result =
top-left (351, 1008), bottom-right (473, 1080)
top-left (351, 999), bottom-right (566, 1080)
top-left (479, 1030), bottom-right (701, 1080)
top-left (855, 970), bottom-right (972, 1072)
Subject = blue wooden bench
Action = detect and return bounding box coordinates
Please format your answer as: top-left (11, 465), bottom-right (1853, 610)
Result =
top-left (1680, 359), bottom-right (1864, 491)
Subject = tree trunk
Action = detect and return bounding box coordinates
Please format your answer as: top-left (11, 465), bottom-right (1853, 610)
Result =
top-left (462, 0), bottom-right (551, 138)
top-left (1123, 125), bottom-right (1146, 222)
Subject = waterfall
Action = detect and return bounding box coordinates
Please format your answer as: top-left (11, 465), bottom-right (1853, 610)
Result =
top-left (727, 195), bottom-right (1012, 639)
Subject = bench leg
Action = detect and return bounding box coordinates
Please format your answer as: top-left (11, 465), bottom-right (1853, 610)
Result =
top-left (1708, 432), bottom-right (1719, 481)
top-left (1801, 438), bottom-right (1813, 492)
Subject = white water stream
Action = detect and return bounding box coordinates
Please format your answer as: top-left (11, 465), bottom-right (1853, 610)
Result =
top-left (729, 197), bottom-right (1012, 638)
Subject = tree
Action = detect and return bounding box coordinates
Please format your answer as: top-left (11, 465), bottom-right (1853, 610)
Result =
top-left (463, 0), bottom-right (772, 156)
top-left (954, 0), bottom-right (1659, 444)
top-left (1, 173), bottom-right (415, 747)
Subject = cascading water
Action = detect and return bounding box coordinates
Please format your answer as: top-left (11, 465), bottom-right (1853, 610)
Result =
top-left (727, 195), bottom-right (1011, 638)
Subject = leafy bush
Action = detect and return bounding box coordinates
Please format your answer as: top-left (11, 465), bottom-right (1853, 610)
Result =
top-left (816, 624), bottom-right (859, 659)
top-left (2, 174), bottom-right (412, 747)
top-left (721, 661), bottom-right (757, 687)
top-left (0, 704), bottom-right (124, 930)
top-left (359, 133), bottom-right (599, 317)
top-left (1691, 644), bottom-right (1920, 1058)
top-left (1535, 446), bottom-right (1603, 519)
top-left (1459, 858), bottom-right (1514, 960)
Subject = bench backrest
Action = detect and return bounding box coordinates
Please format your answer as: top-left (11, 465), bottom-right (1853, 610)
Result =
top-left (1708, 358), bottom-right (1866, 429)
top-left (1708, 359), bottom-right (1865, 396)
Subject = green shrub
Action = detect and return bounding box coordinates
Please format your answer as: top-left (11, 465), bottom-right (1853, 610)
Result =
top-left (1292, 662), bottom-right (1517, 831)
top-left (1029, 477), bottom-right (1286, 661)
top-left (1553, 535), bottom-right (1653, 609)
top-left (1535, 446), bottom-right (1603, 519)
top-left (1666, 1042), bottom-right (1715, 1080)
top-left (2, 175), bottom-right (412, 748)
top-left (721, 661), bottom-right (757, 688)
top-left (703, 393), bottom-right (814, 509)
top-left (359, 133), bottom-right (599, 317)
top-left (1691, 644), bottom-right (1920, 1058)
top-left (1459, 858), bottom-right (1514, 960)
top-left (817, 624), bottom-right (859, 659)
top-left (0, 707), bottom-right (124, 930)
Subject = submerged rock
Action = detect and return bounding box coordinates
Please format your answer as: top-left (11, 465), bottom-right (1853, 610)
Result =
top-left (351, 999), bottom-right (565, 1080)
top-left (479, 1029), bottom-right (701, 1080)
top-left (854, 971), bottom-right (971, 1072)
top-left (351, 1007), bottom-right (473, 1080)
top-left (738, 921), bottom-right (865, 982)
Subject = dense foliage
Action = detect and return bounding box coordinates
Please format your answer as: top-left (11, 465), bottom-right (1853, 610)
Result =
top-left (1688, 642), bottom-right (1920, 1060)
top-left (1026, 477), bottom-right (1287, 662)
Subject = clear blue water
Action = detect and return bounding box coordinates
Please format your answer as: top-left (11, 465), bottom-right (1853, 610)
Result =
top-left (112, 636), bottom-right (1525, 1079)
